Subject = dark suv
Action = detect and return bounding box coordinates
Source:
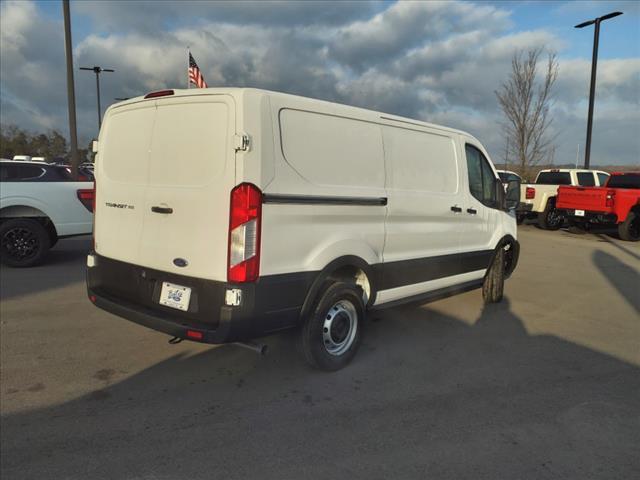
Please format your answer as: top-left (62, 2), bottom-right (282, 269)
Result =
top-left (0, 161), bottom-right (93, 182)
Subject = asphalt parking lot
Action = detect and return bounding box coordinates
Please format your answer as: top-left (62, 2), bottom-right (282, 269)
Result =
top-left (1, 225), bottom-right (639, 479)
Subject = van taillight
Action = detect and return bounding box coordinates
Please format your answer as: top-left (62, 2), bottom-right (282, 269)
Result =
top-left (228, 183), bottom-right (262, 283)
top-left (77, 188), bottom-right (95, 212)
top-left (605, 190), bottom-right (615, 207)
top-left (526, 187), bottom-right (535, 199)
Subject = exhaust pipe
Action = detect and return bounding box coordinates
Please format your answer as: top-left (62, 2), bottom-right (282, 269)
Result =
top-left (234, 342), bottom-right (268, 355)
top-left (168, 335), bottom-right (267, 355)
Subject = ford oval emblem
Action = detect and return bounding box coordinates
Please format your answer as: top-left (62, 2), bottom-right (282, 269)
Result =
top-left (173, 258), bottom-right (188, 268)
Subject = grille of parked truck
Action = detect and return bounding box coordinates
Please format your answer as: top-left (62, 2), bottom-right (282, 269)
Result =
top-left (556, 172), bottom-right (640, 241)
top-left (86, 88), bottom-right (521, 370)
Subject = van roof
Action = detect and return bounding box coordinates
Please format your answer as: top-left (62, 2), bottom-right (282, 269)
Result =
top-left (109, 87), bottom-right (477, 141)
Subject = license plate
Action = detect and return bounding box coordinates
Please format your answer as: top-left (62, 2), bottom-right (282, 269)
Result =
top-left (159, 282), bottom-right (191, 311)
top-left (574, 209), bottom-right (585, 217)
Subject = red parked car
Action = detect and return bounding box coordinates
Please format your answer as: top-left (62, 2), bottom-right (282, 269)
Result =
top-left (556, 172), bottom-right (640, 241)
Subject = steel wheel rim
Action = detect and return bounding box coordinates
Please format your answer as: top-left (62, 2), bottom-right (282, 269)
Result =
top-left (322, 300), bottom-right (358, 356)
top-left (2, 227), bottom-right (39, 260)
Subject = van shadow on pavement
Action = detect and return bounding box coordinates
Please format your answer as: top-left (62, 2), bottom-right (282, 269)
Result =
top-left (595, 234), bottom-right (640, 262)
top-left (592, 249), bottom-right (640, 314)
top-left (0, 237), bottom-right (90, 299)
top-left (1, 297), bottom-right (639, 480)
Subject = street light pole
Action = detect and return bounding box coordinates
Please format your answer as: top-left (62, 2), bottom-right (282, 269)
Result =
top-left (575, 11), bottom-right (623, 169)
top-left (80, 66), bottom-right (114, 131)
top-left (62, 0), bottom-right (79, 180)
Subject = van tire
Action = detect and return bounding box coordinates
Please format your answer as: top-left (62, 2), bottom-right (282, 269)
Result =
top-left (0, 218), bottom-right (51, 267)
top-left (618, 211), bottom-right (640, 242)
top-left (299, 282), bottom-right (364, 371)
top-left (482, 247), bottom-right (504, 304)
top-left (538, 199), bottom-right (563, 230)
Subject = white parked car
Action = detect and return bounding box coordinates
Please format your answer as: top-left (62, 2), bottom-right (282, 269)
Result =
top-left (0, 160), bottom-right (94, 267)
top-left (517, 168), bottom-right (609, 229)
top-left (87, 88), bottom-right (520, 370)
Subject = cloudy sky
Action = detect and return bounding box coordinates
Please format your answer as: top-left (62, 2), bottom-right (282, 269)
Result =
top-left (1, 0), bottom-right (639, 165)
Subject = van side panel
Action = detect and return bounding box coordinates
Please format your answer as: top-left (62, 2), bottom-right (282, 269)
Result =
top-left (234, 90), bottom-right (275, 189)
top-left (279, 109), bottom-right (385, 189)
top-left (381, 125), bottom-right (463, 262)
top-left (259, 101), bottom-right (386, 277)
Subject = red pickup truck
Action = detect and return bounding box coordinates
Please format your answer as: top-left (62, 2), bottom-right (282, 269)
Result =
top-left (556, 172), bottom-right (640, 241)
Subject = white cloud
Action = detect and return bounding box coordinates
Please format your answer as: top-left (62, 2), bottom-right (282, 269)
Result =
top-left (1, 0), bottom-right (638, 165)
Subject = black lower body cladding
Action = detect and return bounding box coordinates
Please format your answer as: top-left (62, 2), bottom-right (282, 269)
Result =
top-left (87, 244), bottom-right (517, 345)
top-left (87, 254), bottom-right (315, 343)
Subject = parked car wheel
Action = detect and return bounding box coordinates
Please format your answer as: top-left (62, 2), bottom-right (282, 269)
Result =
top-left (538, 199), bottom-right (564, 230)
top-left (483, 246), bottom-right (504, 304)
top-left (516, 214), bottom-right (525, 225)
top-left (618, 210), bottom-right (640, 242)
top-left (299, 282), bottom-right (364, 371)
top-left (0, 218), bottom-right (51, 267)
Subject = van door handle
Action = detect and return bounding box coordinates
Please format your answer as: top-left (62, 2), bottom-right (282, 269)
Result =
top-left (450, 205), bottom-right (462, 213)
top-left (467, 208), bottom-right (477, 215)
top-left (151, 206), bottom-right (173, 214)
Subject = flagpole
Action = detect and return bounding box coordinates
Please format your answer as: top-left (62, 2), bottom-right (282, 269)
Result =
top-left (187, 46), bottom-right (190, 89)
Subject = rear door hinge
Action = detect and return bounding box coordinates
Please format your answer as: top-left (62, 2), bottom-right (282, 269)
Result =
top-left (234, 133), bottom-right (250, 152)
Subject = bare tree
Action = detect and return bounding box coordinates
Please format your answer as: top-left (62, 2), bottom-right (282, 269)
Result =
top-left (495, 48), bottom-right (558, 176)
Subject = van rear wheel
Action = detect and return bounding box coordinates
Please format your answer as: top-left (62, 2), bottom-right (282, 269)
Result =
top-left (482, 247), bottom-right (504, 304)
top-left (299, 282), bottom-right (364, 371)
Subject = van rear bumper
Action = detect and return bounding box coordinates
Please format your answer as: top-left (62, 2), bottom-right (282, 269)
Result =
top-left (89, 288), bottom-right (239, 343)
top-left (87, 253), bottom-right (315, 344)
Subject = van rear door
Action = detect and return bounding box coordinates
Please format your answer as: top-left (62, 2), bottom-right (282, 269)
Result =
top-left (96, 94), bottom-right (236, 281)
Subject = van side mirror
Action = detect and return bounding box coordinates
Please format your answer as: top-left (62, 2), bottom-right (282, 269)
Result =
top-left (505, 179), bottom-right (520, 211)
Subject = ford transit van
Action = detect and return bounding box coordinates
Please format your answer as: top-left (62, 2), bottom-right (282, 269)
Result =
top-left (87, 88), bottom-right (520, 370)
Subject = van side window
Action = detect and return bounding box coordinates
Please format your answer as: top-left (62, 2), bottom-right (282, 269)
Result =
top-left (577, 172), bottom-right (596, 186)
top-left (466, 147), bottom-right (483, 201)
top-left (465, 144), bottom-right (498, 208)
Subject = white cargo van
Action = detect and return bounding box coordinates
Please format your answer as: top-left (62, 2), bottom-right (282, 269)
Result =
top-left (87, 88), bottom-right (520, 370)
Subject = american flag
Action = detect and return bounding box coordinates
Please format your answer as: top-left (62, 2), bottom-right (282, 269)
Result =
top-left (188, 52), bottom-right (208, 88)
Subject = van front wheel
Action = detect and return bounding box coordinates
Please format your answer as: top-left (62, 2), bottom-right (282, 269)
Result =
top-left (482, 246), bottom-right (505, 304)
top-left (300, 282), bottom-right (364, 371)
